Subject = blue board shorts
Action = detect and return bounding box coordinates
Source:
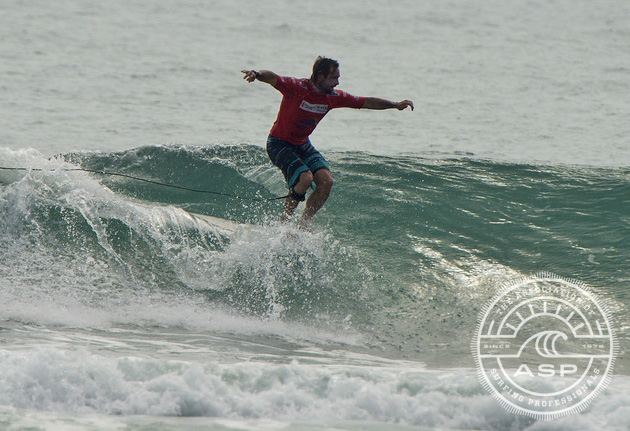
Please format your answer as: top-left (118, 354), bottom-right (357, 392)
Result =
top-left (266, 135), bottom-right (330, 188)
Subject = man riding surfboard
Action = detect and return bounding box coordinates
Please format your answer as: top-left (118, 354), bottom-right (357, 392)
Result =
top-left (242, 56), bottom-right (414, 227)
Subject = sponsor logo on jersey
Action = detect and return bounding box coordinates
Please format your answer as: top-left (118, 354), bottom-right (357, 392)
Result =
top-left (299, 100), bottom-right (329, 114)
top-left (298, 119), bottom-right (317, 128)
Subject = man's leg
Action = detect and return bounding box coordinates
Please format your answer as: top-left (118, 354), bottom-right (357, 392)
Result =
top-left (300, 169), bottom-right (333, 226)
top-left (282, 170), bottom-right (314, 221)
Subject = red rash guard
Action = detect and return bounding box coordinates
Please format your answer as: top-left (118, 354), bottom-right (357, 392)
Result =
top-left (270, 76), bottom-right (366, 145)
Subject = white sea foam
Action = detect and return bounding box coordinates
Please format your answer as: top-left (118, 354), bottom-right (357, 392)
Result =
top-left (0, 347), bottom-right (628, 430)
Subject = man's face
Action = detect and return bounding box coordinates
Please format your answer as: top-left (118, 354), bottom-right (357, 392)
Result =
top-left (317, 67), bottom-right (340, 94)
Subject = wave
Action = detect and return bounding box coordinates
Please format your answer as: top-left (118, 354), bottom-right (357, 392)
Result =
top-left (0, 144), bottom-right (628, 362)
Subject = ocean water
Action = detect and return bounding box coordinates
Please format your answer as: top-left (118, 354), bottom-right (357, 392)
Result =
top-left (1, 1), bottom-right (629, 430)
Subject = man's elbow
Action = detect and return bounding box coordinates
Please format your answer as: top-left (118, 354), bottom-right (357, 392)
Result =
top-left (362, 97), bottom-right (376, 110)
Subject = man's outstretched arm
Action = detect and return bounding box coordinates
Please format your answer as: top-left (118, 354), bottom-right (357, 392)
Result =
top-left (362, 97), bottom-right (414, 111)
top-left (241, 69), bottom-right (278, 87)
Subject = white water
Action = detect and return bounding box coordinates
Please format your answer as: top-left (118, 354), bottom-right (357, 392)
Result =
top-left (2, 328), bottom-right (629, 430)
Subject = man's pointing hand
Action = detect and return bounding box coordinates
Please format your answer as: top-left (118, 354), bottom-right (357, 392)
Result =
top-left (396, 100), bottom-right (414, 111)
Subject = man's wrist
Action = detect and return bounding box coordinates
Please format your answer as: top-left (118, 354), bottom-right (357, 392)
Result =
top-left (253, 70), bottom-right (262, 80)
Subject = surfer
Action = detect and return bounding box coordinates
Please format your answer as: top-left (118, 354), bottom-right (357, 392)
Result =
top-left (242, 57), bottom-right (413, 226)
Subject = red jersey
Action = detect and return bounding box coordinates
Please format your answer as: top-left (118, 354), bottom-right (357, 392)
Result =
top-left (270, 76), bottom-right (366, 145)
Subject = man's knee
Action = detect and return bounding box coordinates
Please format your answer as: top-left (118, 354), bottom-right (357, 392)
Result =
top-left (293, 171), bottom-right (314, 194)
top-left (314, 170), bottom-right (334, 191)
top-left (298, 171), bottom-right (313, 188)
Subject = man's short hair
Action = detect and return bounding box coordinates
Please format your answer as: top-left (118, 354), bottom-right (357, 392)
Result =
top-left (310, 56), bottom-right (339, 81)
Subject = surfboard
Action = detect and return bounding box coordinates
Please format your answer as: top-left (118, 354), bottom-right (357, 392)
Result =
top-left (186, 211), bottom-right (242, 235)
top-left (129, 201), bottom-right (244, 236)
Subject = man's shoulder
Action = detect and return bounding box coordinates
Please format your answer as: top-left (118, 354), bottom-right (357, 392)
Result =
top-left (277, 76), bottom-right (311, 90)
top-left (329, 88), bottom-right (360, 100)
top-left (330, 89), bottom-right (349, 97)
top-left (328, 89), bottom-right (365, 108)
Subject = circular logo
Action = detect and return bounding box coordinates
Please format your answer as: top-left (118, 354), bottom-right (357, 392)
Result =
top-left (472, 273), bottom-right (618, 420)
